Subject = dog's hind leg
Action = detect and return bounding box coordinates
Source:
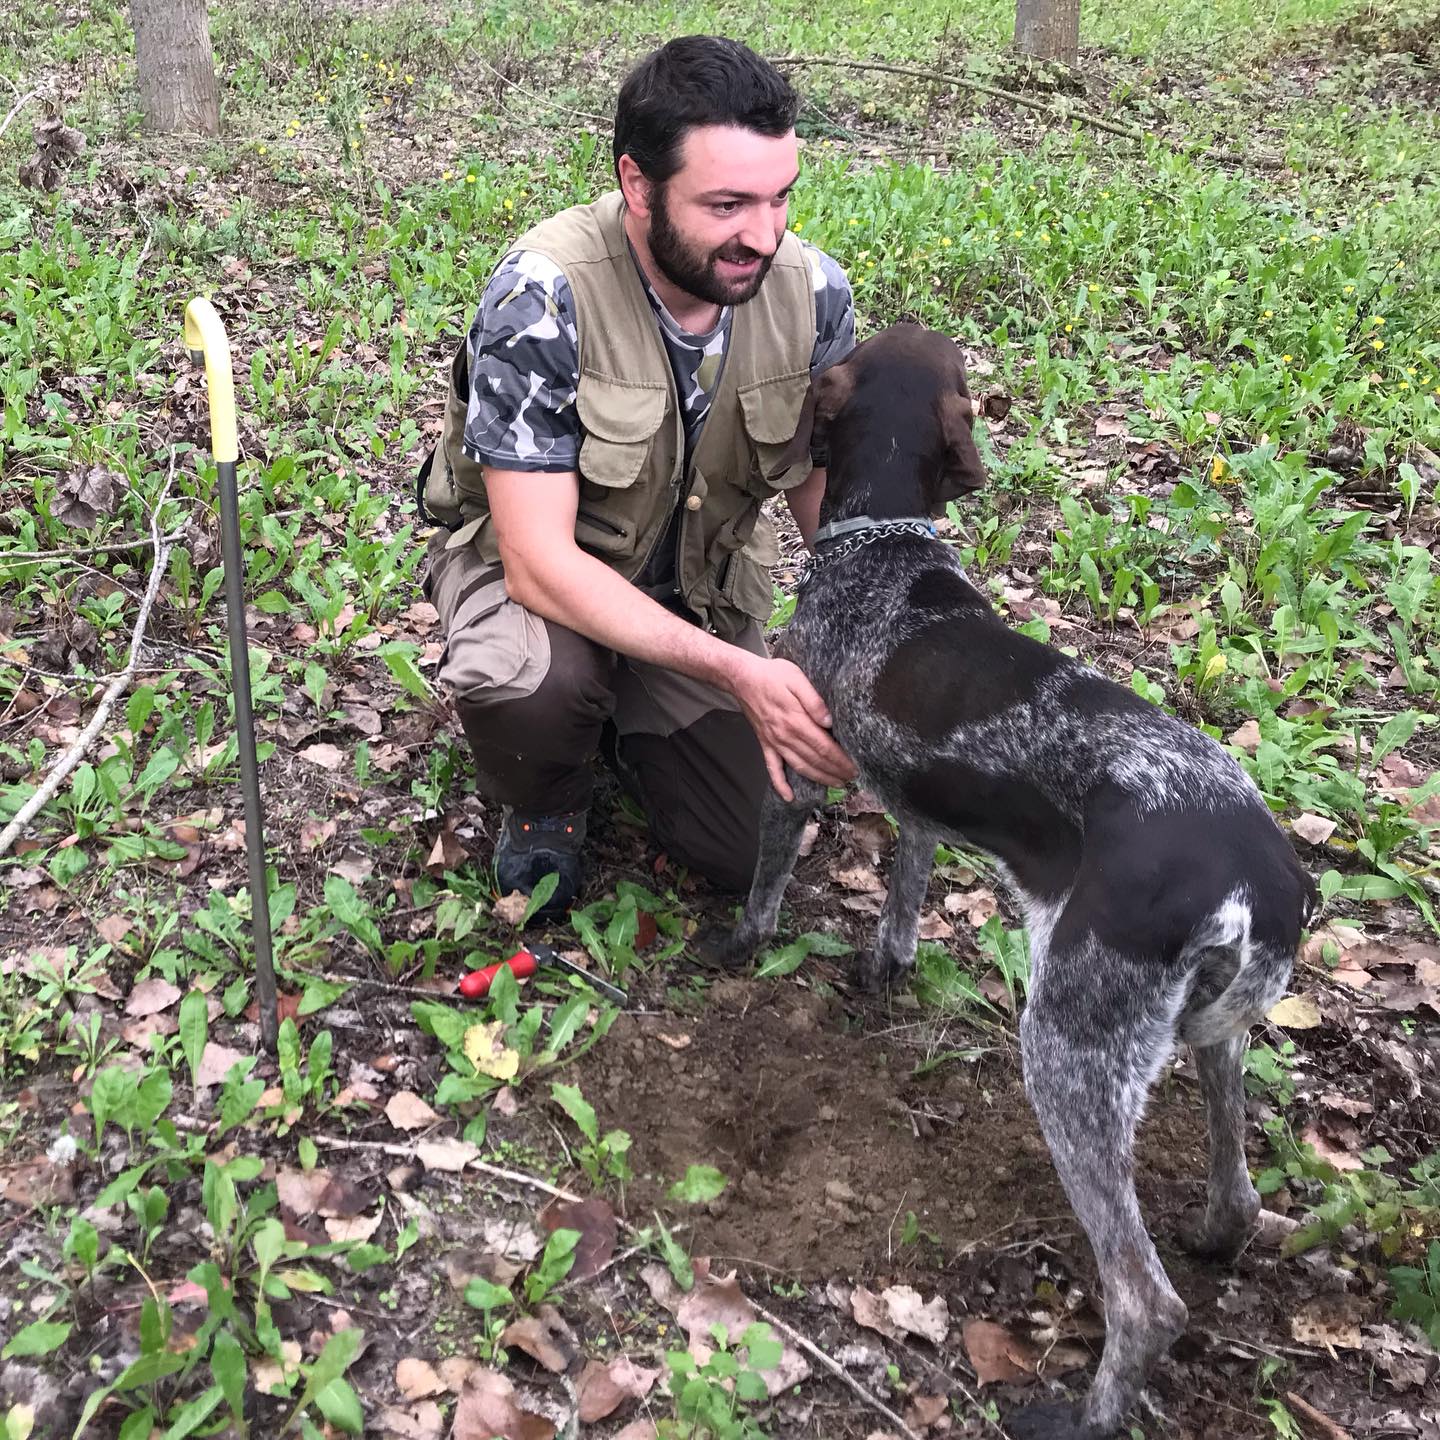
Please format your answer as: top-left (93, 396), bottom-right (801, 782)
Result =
top-left (697, 769), bottom-right (824, 971)
top-left (1013, 955), bottom-right (1189, 1440)
top-left (1184, 1035), bottom-right (1261, 1260)
top-left (858, 822), bottom-right (937, 991)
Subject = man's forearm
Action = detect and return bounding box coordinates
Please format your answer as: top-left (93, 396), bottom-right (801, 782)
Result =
top-left (785, 467), bottom-right (826, 549)
top-left (506, 545), bottom-right (753, 694)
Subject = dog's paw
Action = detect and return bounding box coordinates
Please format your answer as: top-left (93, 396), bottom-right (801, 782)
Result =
top-left (693, 923), bottom-right (758, 972)
top-left (853, 948), bottom-right (911, 994)
top-left (1006, 1401), bottom-right (1102, 1440)
top-left (1175, 1200), bottom-right (1258, 1263)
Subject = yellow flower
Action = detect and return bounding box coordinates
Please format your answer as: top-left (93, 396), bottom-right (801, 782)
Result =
top-left (1281, 354), bottom-right (1292, 364)
top-left (361, 51), bottom-right (369, 59)
top-left (1343, 284), bottom-right (1355, 293)
top-left (1101, 189), bottom-right (1110, 198)
top-left (1211, 455), bottom-right (1227, 481)
top-left (1395, 259), bottom-right (1405, 270)
top-left (1372, 316), bottom-right (1386, 326)
top-left (867, 258), bottom-right (876, 268)
top-left (1064, 323), bottom-right (1073, 333)
top-left (849, 217), bottom-right (859, 225)
top-left (405, 74), bottom-right (414, 85)
top-left (257, 144), bottom-right (268, 155)
top-left (1087, 283), bottom-right (1099, 293)
top-left (1040, 232), bottom-right (1051, 243)
top-left (1400, 381), bottom-right (1410, 390)
top-left (791, 221), bottom-right (804, 232)
top-left (1264, 309), bottom-right (1273, 317)
top-left (465, 174), bottom-right (476, 184)
top-left (1013, 228), bottom-right (1023, 238)
top-left (940, 236), bottom-right (951, 247)
top-left (503, 197), bottom-right (513, 210)
top-left (1372, 339), bottom-right (1385, 350)
top-left (442, 170), bottom-right (453, 180)
top-left (1407, 366), bottom-right (1417, 374)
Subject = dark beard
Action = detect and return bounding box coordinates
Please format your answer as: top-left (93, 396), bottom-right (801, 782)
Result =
top-left (648, 182), bottom-right (774, 309)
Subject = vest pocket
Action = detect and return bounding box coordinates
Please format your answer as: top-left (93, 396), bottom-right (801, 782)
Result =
top-left (737, 370), bottom-right (814, 495)
top-left (576, 371), bottom-right (668, 490)
top-left (716, 512), bottom-right (782, 627)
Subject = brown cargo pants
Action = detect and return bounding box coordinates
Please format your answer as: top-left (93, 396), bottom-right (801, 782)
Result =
top-left (423, 532), bottom-right (768, 892)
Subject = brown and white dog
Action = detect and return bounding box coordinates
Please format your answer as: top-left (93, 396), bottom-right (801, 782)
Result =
top-left (705, 323), bottom-right (1314, 1438)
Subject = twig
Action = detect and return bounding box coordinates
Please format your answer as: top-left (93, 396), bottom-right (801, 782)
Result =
top-left (770, 55), bottom-right (1280, 170)
top-left (470, 49), bottom-right (611, 125)
top-left (1284, 1390), bottom-right (1352, 1440)
top-left (0, 86), bottom-right (43, 142)
top-left (0, 455), bottom-right (177, 859)
top-left (0, 527), bottom-right (186, 564)
top-left (748, 1299), bottom-right (928, 1440)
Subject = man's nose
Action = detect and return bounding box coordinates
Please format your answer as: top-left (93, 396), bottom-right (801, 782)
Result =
top-left (737, 205), bottom-right (781, 256)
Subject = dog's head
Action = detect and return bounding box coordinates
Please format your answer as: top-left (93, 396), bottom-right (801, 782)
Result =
top-left (809, 323), bottom-right (987, 517)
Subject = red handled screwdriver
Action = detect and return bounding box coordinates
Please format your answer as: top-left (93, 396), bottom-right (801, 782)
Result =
top-left (458, 942), bottom-right (627, 1006)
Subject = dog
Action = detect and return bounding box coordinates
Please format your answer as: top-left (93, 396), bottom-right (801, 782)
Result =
top-left (705, 323), bottom-right (1315, 1439)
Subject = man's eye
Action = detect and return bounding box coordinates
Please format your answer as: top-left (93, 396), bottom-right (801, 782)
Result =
top-left (713, 202), bottom-right (740, 216)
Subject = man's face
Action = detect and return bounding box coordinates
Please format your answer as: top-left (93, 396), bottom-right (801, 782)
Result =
top-left (644, 124), bottom-right (800, 308)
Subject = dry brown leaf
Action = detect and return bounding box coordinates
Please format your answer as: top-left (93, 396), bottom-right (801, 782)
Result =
top-left (577, 1355), bottom-right (662, 1423)
top-left (0, 1155), bottom-right (75, 1207)
top-left (500, 1305), bottom-right (579, 1374)
top-left (1290, 1295), bottom-right (1368, 1351)
top-left (276, 1168), bottom-right (335, 1219)
top-left (96, 914), bottom-right (134, 946)
top-left (452, 1368), bottom-right (556, 1440)
top-left (539, 1195), bottom-right (616, 1282)
top-left (416, 1137), bottom-right (478, 1173)
top-left (377, 1401), bottom-right (444, 1439)
top-left (880, 1285), bottom-right (950, 1344)
top-left (426, 830), bottom-right (466, 875)
top-left (1301, 1125), bottom-right (1365, 1173)
top-left (831, 862), bottom-right (885, 894)
top-left (325, 1211), bottom-right (383, 1244)
top-left (195, 1041), bottom-right (249, 1088)
top-left (492, 890), bottom-right (531, 927)
top-left (1292, 813), bottom-right (1338, 846)
top-left (946, 886), bottom-right (998, 928)
top-left (124, 977), bottom-right (180, 1017)
top-left (962, 1318), bottom-right (1039, 1385)
top-left (300, 819), bottom-right (338, 850)
top-left (386, 1091), bottom-right (441, 1132)
top-left (1227, 719), bottom-right (1262, 755)
top-left (122, 1014), bottom-right (178, 1050)
top-left (1266, 994), bottom-right (1323, 1029)
top-left (299, 742), bottom-right (346, 771)
top-left (438, 1357), bottom-right (480, 1393)
top-left (395, 1357), bottom-right (446, 1400)
top-left (677, 1269), bottom-right (756, 1346)
top-left (917, 911), bottom-right (955, 941)
top-left (904, 1394), bottom-right (950, 1432)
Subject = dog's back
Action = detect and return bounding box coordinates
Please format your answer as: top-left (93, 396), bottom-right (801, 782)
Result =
top-left (785, 539), bottom-right (1313, 1006)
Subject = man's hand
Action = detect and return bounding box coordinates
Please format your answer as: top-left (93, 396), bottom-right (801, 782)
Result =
top-left (729, 652), bottom-right (856, 801)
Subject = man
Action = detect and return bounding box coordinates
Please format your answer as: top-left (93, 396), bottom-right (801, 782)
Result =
top-left (420, 36), bottom-right (856, 913)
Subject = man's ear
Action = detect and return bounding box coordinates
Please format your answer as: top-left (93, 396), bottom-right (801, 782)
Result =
top-left (617, 153), bottom-right (655, 218)
top-left (937, 388), bottom-right (987, 503)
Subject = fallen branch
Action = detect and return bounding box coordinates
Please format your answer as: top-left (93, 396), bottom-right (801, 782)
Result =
top-left (0, 457), bottom-right (177, 859)
top-left (770, 55), bottom-right (1281, 170)
top-left (0, 527), bottom-right (187, 565)
top-left (1284, 1390), bottom-right (1352, 1440)
top-left (750, 1299), bottom-right (928, 1440)
top-left (0, 86), bottom-right (43, 143)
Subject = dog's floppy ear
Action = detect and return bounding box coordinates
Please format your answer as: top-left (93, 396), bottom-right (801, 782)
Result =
top-left (937, 387), bottom-right (987, 502)
top-left (808, 357), bottom-right (858, 460)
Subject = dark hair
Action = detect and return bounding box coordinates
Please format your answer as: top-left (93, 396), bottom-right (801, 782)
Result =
top-left (613, 37), bottom-right (799, 183)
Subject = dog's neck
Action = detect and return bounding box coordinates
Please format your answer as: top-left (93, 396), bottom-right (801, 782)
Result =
top-left (818, 425), bottom-right (936, 528)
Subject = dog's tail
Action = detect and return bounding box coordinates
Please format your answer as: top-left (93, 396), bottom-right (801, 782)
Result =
top-left (1175, 888), bottom-right (1292, 1050)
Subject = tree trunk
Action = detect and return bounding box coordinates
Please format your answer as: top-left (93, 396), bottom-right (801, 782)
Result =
top-left (130, 0), bottom-right (221, 135)
top-left (1014, 0), bottom-right (1081, 66)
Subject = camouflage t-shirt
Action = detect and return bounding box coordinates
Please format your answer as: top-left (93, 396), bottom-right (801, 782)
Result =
top-left (461, 240), bottom-right (856, 476)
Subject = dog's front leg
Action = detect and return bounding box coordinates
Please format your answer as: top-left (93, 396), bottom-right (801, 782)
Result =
top-left (858, 823), bottom-right (936, 991)
top-left (697, 770), bottom-right (824, 971)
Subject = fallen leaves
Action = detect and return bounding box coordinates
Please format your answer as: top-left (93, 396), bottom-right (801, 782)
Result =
top-left (852, 1285), bottom-right (950, 1345)
top-left (464, 1021), bottom-right (520, 1081)
top-left (1292, 812), bottom-right (1338, 846)
top-left (961, 1317), bottom-right (1090, 1384)
top-left (1267, 993), bottom-right (1323, 1029)
top-left (452, 1368), bottom-right (556, 1440)
top-left (298, 742), bottom-right (346, 771)
top-left (385, 1091), bottom-right (441, 1132)
top-left (124, 977), bottom-right (180, 1017)
top-left (492, 890), bottom-right (532, 927)
top-left (538, 1195), bottom-right (616, 1282)
top-left (395, 1357), bottom-right (446, 1400)
top-left (500, 1305), bottom-right (578, 1373)
top-left (577, 1354), bottom-right (661, 1423)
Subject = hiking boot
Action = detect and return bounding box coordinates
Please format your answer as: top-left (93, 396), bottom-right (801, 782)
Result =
top-left (494, 807), bottom-right (586, 918)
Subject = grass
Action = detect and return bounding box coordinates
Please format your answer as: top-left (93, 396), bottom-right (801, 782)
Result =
top-left (1, 0), bottom-right (1439, 1433)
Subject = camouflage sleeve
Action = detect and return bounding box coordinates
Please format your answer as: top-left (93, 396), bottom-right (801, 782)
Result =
top-left (803, 241), bottom-right (856, 378)
top-left (801, 242), bottom-right (856, 467)
top-left (462, 250), bottom-right (582, 473)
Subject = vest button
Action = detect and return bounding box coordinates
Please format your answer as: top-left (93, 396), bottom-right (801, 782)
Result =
top-left (685, 494), bottom-right (702, 511)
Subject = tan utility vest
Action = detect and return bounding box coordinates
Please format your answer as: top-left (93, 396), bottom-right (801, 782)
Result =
top-left (422, 191), bottom-right (817, 642)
